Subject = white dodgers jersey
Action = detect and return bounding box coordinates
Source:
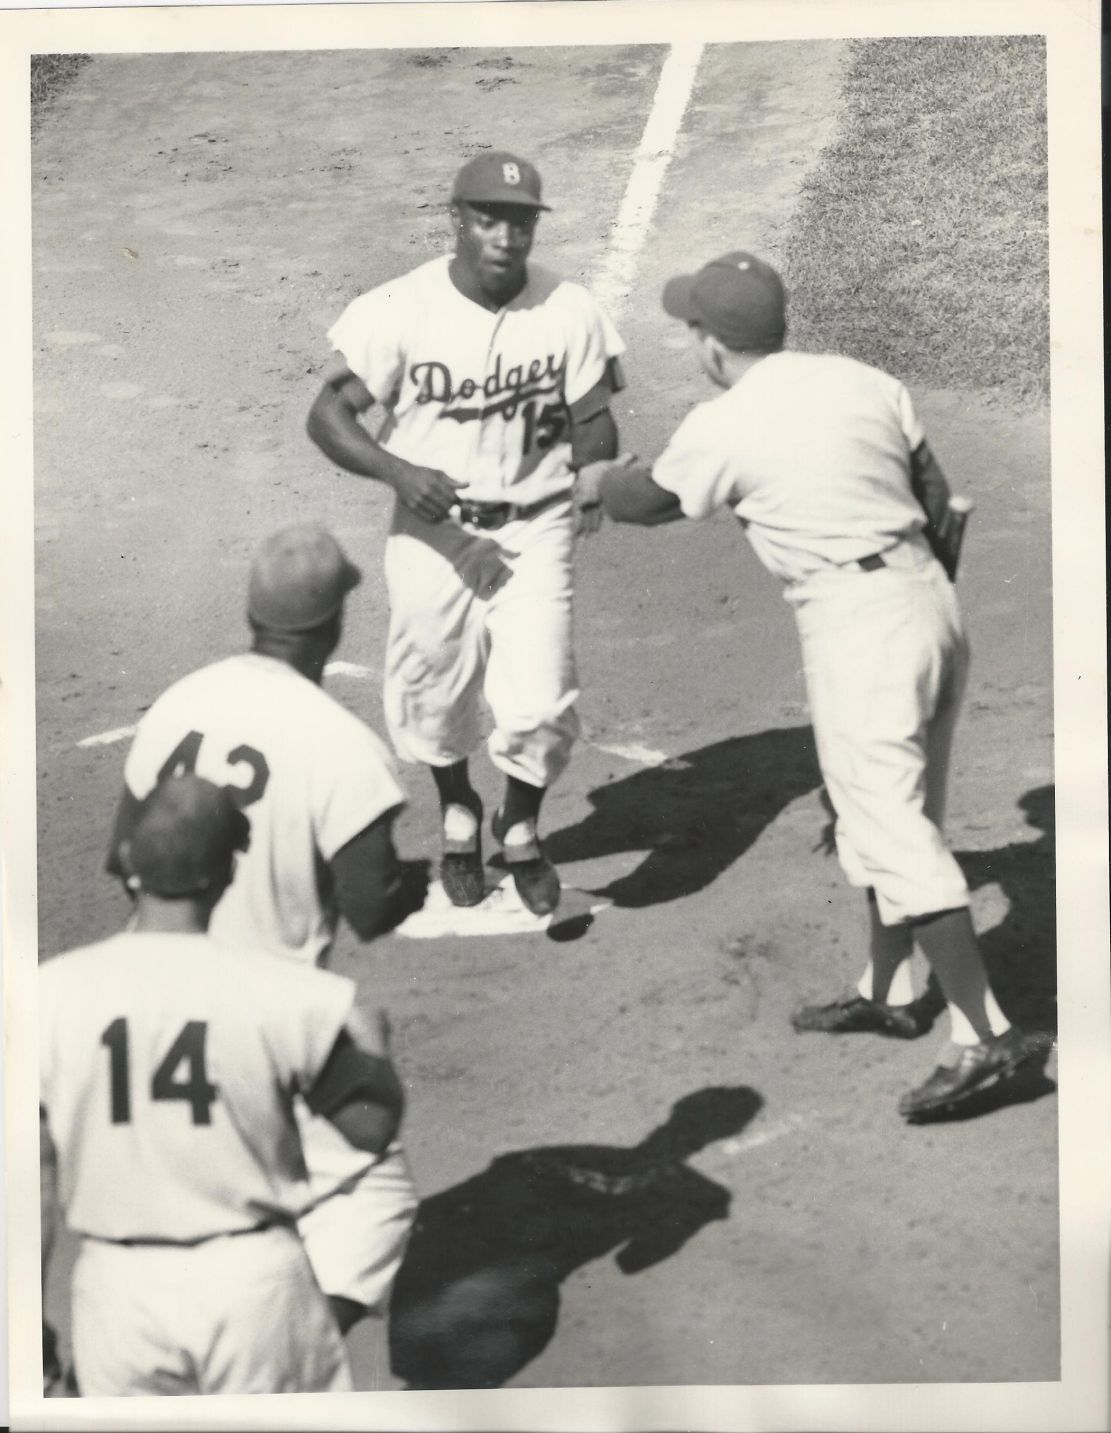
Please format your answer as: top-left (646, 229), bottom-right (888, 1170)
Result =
top-left (328, 257), bottom-right (625, 507)
top-left (40, 933), bottom-right (355, 1241)
top-left (124, 653), bottom-right (405, 964)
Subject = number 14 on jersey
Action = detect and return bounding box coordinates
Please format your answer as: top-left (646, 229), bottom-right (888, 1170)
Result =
top-left (101, 1018), bottom-right (218, 1126)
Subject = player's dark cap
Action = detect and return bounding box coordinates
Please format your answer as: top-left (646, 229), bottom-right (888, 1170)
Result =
top-left (248, 523), bottom-right (362, 633)
top-left (125, 775), bottom-right (250, 897)
top-left (451, 151), bottom-right (551, 211)
top-left (662, 250), bottom-right (786, 351)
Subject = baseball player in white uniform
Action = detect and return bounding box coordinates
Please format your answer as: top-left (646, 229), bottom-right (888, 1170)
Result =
top-left (42, 775), bottom-right (405, 1395)
top-left (585, 250), bottom-right (1048, 1120)
top-left (307, 150), bottom-right (625, 916)
top-left (105, 524), bottom-right (424, 1333)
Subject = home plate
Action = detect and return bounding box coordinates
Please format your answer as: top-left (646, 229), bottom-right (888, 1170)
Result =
top-left (396, 876), bottom-right (611, 939)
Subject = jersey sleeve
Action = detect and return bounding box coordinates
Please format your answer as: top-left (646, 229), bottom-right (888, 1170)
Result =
top-left (38, 959), bottom-right (60, 1110)
top-left (562, 288), bottom-right (626, 409)
top-left (263, 961), bottom-right (357, 1096)
top-left (122, 696), bottom-right (178, 800)
top-left (327, 286), bottom-right (406, 407)
top-left (311, 717), bottom-right (406, 864)
top-left (894, 380), bottom-right (926, 452)
top-left (651, 404), bottom-right (738, 519)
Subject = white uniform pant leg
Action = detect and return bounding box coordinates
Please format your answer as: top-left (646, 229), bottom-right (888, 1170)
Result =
top-left (383, 506), bottom-right (512, 768)
top-left (795, 561), bottom-right (971, 926)
top-left (484, 500), bottom-right (580, 788)
top-left (71, 1230), bottom-right (352, 1395)
top-left (295, 1099), bottom-right (419, 1313)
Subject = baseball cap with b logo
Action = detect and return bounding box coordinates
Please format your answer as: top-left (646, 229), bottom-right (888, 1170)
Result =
top-left (248, 523), bottom-right (362, 633)
top-left (662, 251), bottom-right (787, 351)
top-left (124, 775), bottom-right (250, 897)
top-left (451, 150), bottom-right (551, 210)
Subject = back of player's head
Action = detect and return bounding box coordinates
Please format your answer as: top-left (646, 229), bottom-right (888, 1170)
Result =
top-left (123, 775), bottom-right (249, 897)
top-left (662, 251), bottom-right (786, 352)
top-left (653, 1086), bottom-right (765, 1153)
top-left (247, 523), bottom-right (362, 634)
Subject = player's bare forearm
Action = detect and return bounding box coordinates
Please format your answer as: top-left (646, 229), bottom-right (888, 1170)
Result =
top-left (570, 406), bottom-right (618, 467)
top-left (306, 1025), bottom-right (405, 1155)
top-left (306, 385), bottom-right (405, 486)
top-left (308, 384), bottom-right (463, 521)
top-left (569, 407), bottom-right (619, 536)
top-left (331, 814), bottom-right (430, 941)
top-left (600, 461), bottom-right (684, 525)
top-left (329, 1099), bottom-right (401, 1157)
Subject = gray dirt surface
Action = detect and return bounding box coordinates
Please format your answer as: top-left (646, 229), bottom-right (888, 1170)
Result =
top-left (32, 43), bottom-right (1057, 1393)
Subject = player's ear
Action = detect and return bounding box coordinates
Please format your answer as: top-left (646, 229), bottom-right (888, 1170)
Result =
top-left (117, 840), bottom-right (142, 897)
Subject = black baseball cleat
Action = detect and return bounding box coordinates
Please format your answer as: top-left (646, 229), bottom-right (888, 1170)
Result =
top-left (791, 994), bottom-right (926, 1039)
top-left (898, 1027), bottom-right (1055, 1121)
top-left (440, 804), bottom-right (486, 908)
top-left (492, 809), bottom-right (561, 917)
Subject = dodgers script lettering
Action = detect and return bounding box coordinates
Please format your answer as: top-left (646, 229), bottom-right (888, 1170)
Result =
top-left (410, 351), bottom-right (568, 425)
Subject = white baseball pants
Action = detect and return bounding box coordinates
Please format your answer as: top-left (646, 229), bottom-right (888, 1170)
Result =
top-left (383, 497), bottom-right (579, 787)
top-left (295, 1104), bottom-right (418, 1312)
top-left (793, 543), bottom-right (971, 926)
top-left (71, 1227), bottom-right (352, 1395)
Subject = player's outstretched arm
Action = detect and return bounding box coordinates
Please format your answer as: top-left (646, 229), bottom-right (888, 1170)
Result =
top-left (569, 392), bottom-right (620, 537)
top-left (329, 810), bottom-right (430, 943)
top-left (584, 454), bottom-right (683, 526)
top-left (306, 354), bottom-right (463, 523)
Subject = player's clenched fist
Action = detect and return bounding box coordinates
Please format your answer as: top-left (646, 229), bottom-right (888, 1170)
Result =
top-left (390, 463), bottom-right (466, 523)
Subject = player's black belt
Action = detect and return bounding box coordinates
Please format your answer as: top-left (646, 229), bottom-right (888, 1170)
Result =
top-left (857, 552), bottom-right (887, 572)
top-left (94, 1219), bottom-right (289, 1248)
top-left (452, 493), bottom-right (565, 531)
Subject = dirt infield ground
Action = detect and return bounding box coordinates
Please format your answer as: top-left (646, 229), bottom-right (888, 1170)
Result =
top-left (32, 42), bottom-right (1057, 1393)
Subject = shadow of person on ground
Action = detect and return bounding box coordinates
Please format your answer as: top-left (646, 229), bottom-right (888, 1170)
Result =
top-left (812, 784), bottom-right (1056, 1033)
top-left (958, 785), bottom-right (1057, 1034)
top-left (388, 1086), bottom-right (764, 1389)
top-left (813, 783), bottom-right (1057, 1118)
top-left (546, 726), bottom-right (822, 908)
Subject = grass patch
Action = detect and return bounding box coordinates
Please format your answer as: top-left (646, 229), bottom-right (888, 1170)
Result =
top-left (31, 54), bottom-right (92, 130)
top-left (783, 36), bottom-right (1048, 408)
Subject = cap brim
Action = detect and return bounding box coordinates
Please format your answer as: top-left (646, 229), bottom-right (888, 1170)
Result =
top-left (662, 274), bottom-right (698, 322)
top-left (454, 191), bottom-right (551, 212)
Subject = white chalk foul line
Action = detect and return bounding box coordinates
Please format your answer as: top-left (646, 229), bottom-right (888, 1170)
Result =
top-left (77, 724), bottom-right (137, 749)
top-left (590, 740), bottom-right (691, 770)
top-left (592, 42), bottom-right (705, 319)
top-left (324, 660), bottom-right (378, 682)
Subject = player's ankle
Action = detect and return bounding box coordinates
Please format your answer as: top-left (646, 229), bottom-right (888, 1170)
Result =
top-left (442, 802), bottom-right (480, 842)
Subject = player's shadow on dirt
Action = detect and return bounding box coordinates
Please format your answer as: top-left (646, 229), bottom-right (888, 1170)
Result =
top-left (813, 783), bottom-right (1057, 1034)
top-left (388, 1085), bottom-right (763, 1389)
top-left (960, 784), bottom-right (1057, 1034)
top-left (546, 725), bottom-right (822, 908)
